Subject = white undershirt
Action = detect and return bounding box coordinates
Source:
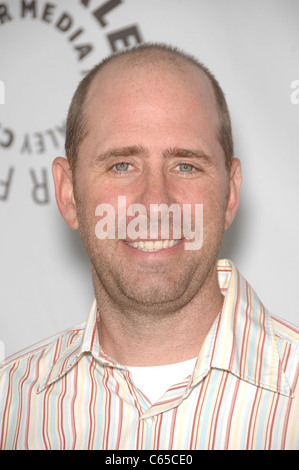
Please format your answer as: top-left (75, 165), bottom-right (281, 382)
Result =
top-left (127, 357), bottom-right (197, 404)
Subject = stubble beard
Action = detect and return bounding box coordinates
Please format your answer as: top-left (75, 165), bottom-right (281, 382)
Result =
top-left (78, 221), bottom-right (224, 319)
top-left (93, 250), bottom-right (206, 316)
top-left (74, 185), bottom-right (226, 318)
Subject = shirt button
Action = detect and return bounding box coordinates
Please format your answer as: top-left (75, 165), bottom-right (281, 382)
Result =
top-left (145, 417), bottom-right (154, 425)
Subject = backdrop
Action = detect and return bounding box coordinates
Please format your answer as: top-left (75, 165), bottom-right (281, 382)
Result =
top-left (1, 0), bottom-right (299, 359)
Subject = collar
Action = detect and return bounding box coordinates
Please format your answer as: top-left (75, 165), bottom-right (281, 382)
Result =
top-left (37, 300), bottom-right (124, 393)
top-left (190, 259), bottom-right (293, 397)
top-left (38, 260), bottom-right (293, 397)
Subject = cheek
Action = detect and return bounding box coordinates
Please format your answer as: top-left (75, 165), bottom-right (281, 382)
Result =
top-left (75, 174), bottom-right (112, 213)
top-left (192, 186), bottom-right (228, 242)
top-left (183, 180), bottom-right (227, 213)
top-left (205, 188), bottom-right (227, 214)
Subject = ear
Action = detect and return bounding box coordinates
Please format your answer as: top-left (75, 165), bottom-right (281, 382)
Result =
top-left (52, 157), bottom-right (79, 229)
top-left (224, 158), bottom-right (242, 230)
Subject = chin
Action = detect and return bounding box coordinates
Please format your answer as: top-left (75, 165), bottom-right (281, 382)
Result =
top-left (114, 274), bottom-right (197, 314)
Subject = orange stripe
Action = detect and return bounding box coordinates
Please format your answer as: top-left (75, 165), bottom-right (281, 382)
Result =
top-left (239, 280), bottom-right (251, 377)
top-left (87, 358), bottom-right (97, 450)
top-left (42, 382), bottom-right (55, 449)
top-left (168, 406), bottom-right (178, 449)
top-left (223, 378), bottom-right (241, 449)
top-left (0, 362), bottom-right (18, 449)
top-left (209, 371), bottom-right (229, 449)
top-left (70, 362), bottom-right (78, 450)
top-left (246, 387), bottom-right (263, 450)
top-left (189, 373), bottom-right (212, 449)
top-left (24, 351), bottom-right (44, 449)
top-left (12, 356), bottom-right (33, 449)
top-left (228, 272), bottom-right (241, 369)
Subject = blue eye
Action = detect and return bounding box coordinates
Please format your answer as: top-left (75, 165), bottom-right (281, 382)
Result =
top-left (179, 163), bottom-right (194, 172)
top-left (114, 162), bottom-right (129, 171)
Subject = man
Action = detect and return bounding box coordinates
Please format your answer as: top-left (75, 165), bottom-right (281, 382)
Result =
top-left (0, 43), bottom-right (298, 450)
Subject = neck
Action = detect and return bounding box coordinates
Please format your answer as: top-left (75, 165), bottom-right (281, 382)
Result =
top-left (92, 263), bottom-right (223, 366)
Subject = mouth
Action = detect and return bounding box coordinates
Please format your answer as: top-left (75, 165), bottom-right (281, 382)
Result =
top-left (124, 239), bottom-right (181, 252)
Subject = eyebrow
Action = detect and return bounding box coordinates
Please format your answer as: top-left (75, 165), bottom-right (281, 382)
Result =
top-left (162, 147), bottom-right (212, 163)
top-left (96, 145), bottom-right (149, 161)
top-left (96, 145), bottom-right (212, 164)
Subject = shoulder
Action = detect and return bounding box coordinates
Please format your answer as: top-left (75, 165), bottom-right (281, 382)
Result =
top-left (271, 314), bottom-right (299, 344)
top-left (270, 314), bottom-right (299, 395)
top-left (0, 321), bottom-right (86, 381)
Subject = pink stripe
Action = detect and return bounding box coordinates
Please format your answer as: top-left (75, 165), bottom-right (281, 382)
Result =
top-left (0, 362), bottom-right (18, 449)
top-left (25, 351), bottom-right (44, 449)
top-left (249, 387), bottom-right (265, 450)
top-left (223, 378), bottom-right (240, 449)
top-left (239, 281), bottom-right (251, 377)
top-left (87, 358), bottom-right (97, 450)
top-left (189, 371), bottom-right (213, 449)
top-left (209, 371), bottom-right (229, 449)
top-left (12, 356), bottom-right (33, 449)
top-left (70, 363), bottom-right (78, 450)
top-left (228, 272), bottom-right (241, 370)
top-left (168, 406), bottom-right (178, 449)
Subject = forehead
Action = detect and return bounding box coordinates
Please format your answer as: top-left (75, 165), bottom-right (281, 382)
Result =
top-left (84, 54), bottom-right (219, 126)
top-left (77, 54), bottom-right (224, 169)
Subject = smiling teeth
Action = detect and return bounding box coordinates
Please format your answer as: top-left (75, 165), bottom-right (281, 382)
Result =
top-left (126, 239), bottom-right (180, 252)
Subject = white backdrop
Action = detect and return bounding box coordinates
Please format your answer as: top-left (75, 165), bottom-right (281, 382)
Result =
top-left (1, 0), bottom-right (298, 359)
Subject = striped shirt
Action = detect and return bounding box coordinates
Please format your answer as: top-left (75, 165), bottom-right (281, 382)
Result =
top-left (0, 259), bottom-right (298, 450)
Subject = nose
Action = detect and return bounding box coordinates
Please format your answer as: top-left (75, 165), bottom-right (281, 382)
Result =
top-left (137, 167), bottom-right (174, 211)
top-left (133, 167), bottom-right (181, 240)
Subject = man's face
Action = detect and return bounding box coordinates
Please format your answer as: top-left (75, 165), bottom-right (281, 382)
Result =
top-left (69, 60), bottom-right (240, 313)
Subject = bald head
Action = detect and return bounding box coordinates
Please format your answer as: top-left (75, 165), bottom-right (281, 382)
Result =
top-left (65, 43), bottom-right (234, 173)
